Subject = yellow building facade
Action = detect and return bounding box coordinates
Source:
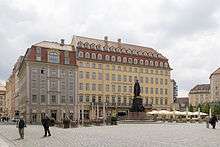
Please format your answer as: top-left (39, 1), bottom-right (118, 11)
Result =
top-left (71, 36), bottom-right (172, 119)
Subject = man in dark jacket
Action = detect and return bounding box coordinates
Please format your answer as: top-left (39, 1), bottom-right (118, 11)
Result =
top-left (17, 116), bottom-right (26, 139)
top-left (210, 115), bottom-right (218, 129)
top-left (42, 115), bottom-right (51, 137)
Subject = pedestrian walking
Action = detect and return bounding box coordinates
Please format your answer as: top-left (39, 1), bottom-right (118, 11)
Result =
top-left (42, 115), bottom-right (51, 137)
top-left (209, 115), bottom-right (218, 129)
top-left (206, 116), bottom-right (210, 128)
top-left (17, 116), bottom-right (26, 139)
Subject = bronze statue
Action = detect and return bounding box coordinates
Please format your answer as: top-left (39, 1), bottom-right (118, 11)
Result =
top-left (134, 80), bottom-right (141, 97)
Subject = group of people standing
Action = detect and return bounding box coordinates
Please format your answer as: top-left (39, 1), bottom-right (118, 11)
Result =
top-left (17, 115), bottom-right (52, 139)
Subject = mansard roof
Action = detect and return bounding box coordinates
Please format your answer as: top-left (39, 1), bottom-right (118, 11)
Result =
top-left (71, 35), bottom-right (167, 60)
top-left (33, 41), bottom-right (73, 51)
top-left (189, 84), bottom-right (210, 94)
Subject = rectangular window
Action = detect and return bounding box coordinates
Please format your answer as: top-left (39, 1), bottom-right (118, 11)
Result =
top-left (79, 71), bottom-right (83, 79)
top-left (51, 95), bottom-right (57, 104)
top-left (106, 84), bottom-right (110, 92)
top-left (79, 95), bottom-right (83, 102)
top-left (151, 78), bottom-right (154, 84)
top-left (98, 96), bottom-right (102, 103)
top-left (160, 98), bottom-right (163, 105)
top-left (32, 95), bottom-right (37, 103)
top-left (79, 83), bottom-right (83, 90)
top-left (165, 89), bottom-right (168, 95)
top-left (118, 85), bottom-right (121, 92)
top-left (123, 75), bottom-right (127, 82)
top-left (86, 83), bottom-right (90, 91)
top-left (160, 79), bottom-right (163, 85)
top-left (105, 64), bottom-right (110, 70)
top-left (92, 83), bottom-right (96, 91)
top-left (64, 58), bottom-right (69, 64)
top-left (112, 85), bottom-right (116, 92)
top-left (118, 75), bottom-right (121, 81)
top-left (98, 73), bottom-right (103, 80)
top-left (140, 77), bottom-right (143, 83)
top-left (41, 95), bottom-right (46, 103)
top-left (155, 78), bottom-right (158, 84)
top-left (85, 72), bottom-right (90, 79)
top-left (145, 87), bottom-right (148, 94)
top-left (112, 74), bottom-right (116, 81)
top-left (165, 79), bottom-right (168, 85)
top-left (160, 88), bottom-right (163, 94)
top-left (112, 65), bottom-right (115, 70)
top-left (112, 96), bottom-right (116, 103)
top-left (145, 77), bottom-right (149, 83)
top-left (61, 96), bottom-right (66, 103)
top-left (150, 88), bottom-right (154, 94)
top-left (139, 68), bottom-right (143, 73)
top-left (156, 88), bottom-right (158, 94)
top-left (92, 72), bottom-right (96, 79)
top-left (123, 86), bottom-right (127, 92)
top-left (69, 96), bottom-right (73, 103)
top-left (129, 86), bottom-right (132, 93)
top-left (98, 64), bottom-right (102, 69)
top-left (98, 84), bottom-right (103, 91)
top-left (105, 73), bottom-right (110, 80)
top-left (86, 96), bottom-right (90, 102)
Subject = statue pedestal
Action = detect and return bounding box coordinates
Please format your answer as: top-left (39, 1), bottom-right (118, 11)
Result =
top-left (130, 96), bottom-right (144, 112)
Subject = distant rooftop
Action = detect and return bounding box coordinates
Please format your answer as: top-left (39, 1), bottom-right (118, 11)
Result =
top-left (189, 84), bottom-right (210, 94)
top-left (33, 41), bottom-right (73, 51)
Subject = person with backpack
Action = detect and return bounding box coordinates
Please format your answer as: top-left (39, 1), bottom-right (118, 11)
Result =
top-left (17, 116), bottom-right (26, 139)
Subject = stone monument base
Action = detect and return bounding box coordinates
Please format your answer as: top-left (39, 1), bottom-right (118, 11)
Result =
top-left (127, 112), bottom-right (147, 120)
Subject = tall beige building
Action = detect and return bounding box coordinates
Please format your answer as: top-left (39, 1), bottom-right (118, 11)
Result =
top-left (71, 36), bottom-right (172, 120)
top-left (17, 40), bottom-right (77, 123)
top-left (189, 84), bottom-right (210, 106)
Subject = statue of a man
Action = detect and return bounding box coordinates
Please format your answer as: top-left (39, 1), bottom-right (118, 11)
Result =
top-left (134, 80), bottom-right (141, 97)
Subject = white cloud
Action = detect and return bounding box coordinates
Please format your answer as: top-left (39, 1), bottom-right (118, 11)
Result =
top-left (1, 0), bottom-right (220, 96)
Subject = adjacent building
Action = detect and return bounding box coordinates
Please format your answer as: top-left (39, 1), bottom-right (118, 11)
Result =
top-left (0, 85), bottom-right (6, 117)
top-left (210, 68), bottom-right (220, 102)
top-left (189, 84), bottom-right (210, 107)
top-left (17, 40), bottom-right (77, 123)
top-left (171, 79), bottom-right (178, 103)
top-left (71, 36), bottom-right (172, 120)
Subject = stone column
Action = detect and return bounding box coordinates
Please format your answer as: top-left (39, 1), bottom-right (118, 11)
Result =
top-left (81, 103), bottom-right (84, 126)
top-left (96, 104), bottom-right (99, 120)
top-left (103, 102), bottom-right (106, 124)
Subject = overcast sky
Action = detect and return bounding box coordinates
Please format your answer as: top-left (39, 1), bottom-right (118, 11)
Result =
top-left (1, 0), bottom-right (220, 96)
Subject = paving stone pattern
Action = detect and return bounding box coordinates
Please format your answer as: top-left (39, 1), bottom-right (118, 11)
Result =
top-left (0, 123), bottom-right (220, 147)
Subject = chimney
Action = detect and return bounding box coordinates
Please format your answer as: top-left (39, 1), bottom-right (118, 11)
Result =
top-left (104, 36), bottom-right (108, 41)
top-left (117, 38), bottom-right (121, 48)
top-left (60, 39), bottom-right (65, 46)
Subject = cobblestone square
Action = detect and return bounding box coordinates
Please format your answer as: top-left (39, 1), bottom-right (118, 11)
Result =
top-left (0, 123), bottom-right (220, 147)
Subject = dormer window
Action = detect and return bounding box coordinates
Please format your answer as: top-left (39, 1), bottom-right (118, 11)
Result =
top-left (117, 56), bottom-right (121, 62)
top-left (150, 61), bottom-right (154, 66)
top-left (78, 51), bottom-right (84, 58)
top-left (105, 55), bottom-right (110, 61)
top-left (98, 54), bottom-right (102, 60)
top-left (123, 57), bottom-right (127, 63)
top-left (128, 58), bottom-right (132, 64)
top-left (77, 41), bottom-right (83, 48)
top-left (111, 56), bottom-right (116, 62)
top-left (84, 42), bottom-right (90, 49)
top-left (145, 60), bottom-right (149, 65)
top-left (140, 59), bottom-right (144, 65)
top-left (92, 53), bottom-right (96, 59)
top-left (160, 62), bottom-right (163, 67)
top-left (85, 52), bottom-right (90, 58)
top-left (134, 59), bottom-right (138, 64)
top-left (48, 51), bottom-right (59, 63)
top-left (155, 61), bottom-right (158, 67)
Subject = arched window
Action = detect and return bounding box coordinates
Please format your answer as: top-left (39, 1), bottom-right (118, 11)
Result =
top-left (140, 59), bottom-right (144, 65)
top-left (92, 53), bottom-right (96, 59)
top-left (128, 58), bottom-right (132, 64)
top-left (105, 55), bottom-right (110, 61)
top-left (123, 57), bottom-right (127, 63)
top-left (150, 61), bottom-right (154, 66)
top-left (111, 56), bottom-right (116, 61)
top-left (117, 56), bottom-right (121, 62)
top-left (160, 62), bottom-right (163, 67)
top-left (144, 52), bottom-right (148, 56)
top-left (145, 60), bottom-right (149, 65)
top-left (98, 54), bottom-right (102, 60)
top-left (48, 52), bottom-right (59, 63)
top-left (85, 52), bottom-right (90, 58)
top-left (134, 59), bottom-right (138, 64)
top-left (78, 51), bottom-right (84, 58)
top-left (155, 61), bottom-right (158, 67)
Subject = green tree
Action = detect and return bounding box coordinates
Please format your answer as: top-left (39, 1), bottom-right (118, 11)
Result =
top-left (189, 104), bottom-right (193, 112)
